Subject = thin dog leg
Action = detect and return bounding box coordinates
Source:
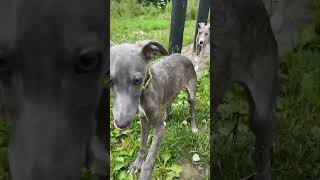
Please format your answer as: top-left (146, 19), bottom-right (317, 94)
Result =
top-left (187, 79), bottom-right (198, 133)
top-left (251, 105), bottom-right (274, 180)
top-left (139, 122), bottom-right (165, 180)
top-left (248, 85), bottom-right (276, 180)
top-left (128, 117), bottom-right (150, 173)
top-left (88, 135), bottom-right (108, 180)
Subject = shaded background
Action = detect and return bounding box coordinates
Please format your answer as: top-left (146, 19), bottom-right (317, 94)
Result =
top-left (212, 0), bottom-right (320, 179)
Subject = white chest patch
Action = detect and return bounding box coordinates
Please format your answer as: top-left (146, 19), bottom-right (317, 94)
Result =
top-left (138, 104), bottom-right (147, 118)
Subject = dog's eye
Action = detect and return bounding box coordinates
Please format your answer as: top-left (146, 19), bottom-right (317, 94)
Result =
top-left (133, 78), bottom-right (142, 85)
top-left (205, 33), bottom-right (209, 36)
top-left (76, 51), bottom-right (102, 74)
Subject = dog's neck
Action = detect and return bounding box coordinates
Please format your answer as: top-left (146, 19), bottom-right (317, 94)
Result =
top-left (142, 66), bottom-right (153, 91)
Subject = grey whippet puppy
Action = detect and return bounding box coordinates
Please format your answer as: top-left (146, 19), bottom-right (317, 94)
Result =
top-left (212, 0), bottom-right (278, 180)
top-left (110, 40), bottom-right (198, 179)
top-left (0, 0), bottom-right (108, 179)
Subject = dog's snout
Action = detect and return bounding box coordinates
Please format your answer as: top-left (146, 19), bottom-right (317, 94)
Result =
top-left (113, 119), bottom-right (131, 130)
top-left (112, 93), bottom-right (139, 130)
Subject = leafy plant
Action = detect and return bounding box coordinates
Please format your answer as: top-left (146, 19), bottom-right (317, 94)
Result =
top-left (138, 0), bottom-right (170, 9)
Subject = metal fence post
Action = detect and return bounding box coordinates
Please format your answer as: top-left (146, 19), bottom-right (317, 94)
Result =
top-left (168, 0), bottom-right (188, 54)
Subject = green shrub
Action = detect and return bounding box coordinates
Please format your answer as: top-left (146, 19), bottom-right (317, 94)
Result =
top-left (138, 0), bottom-right (170, 9)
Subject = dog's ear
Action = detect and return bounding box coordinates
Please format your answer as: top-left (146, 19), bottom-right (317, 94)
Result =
top-left (198, 22), bottom-right (205, 28)
top-left (138, 40), bottom-right (169, 61)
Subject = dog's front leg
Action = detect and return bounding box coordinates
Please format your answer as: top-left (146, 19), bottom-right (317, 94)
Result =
top-left (139, 122), bottom-right (165, 180)
top-left (128, 117), bottom-right (150, 173)
top-left (87, 135), bottom-right (109, 180)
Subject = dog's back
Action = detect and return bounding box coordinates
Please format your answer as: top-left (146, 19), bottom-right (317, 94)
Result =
top-left (143, 54), bottom-right (196, 108)
top-left (152, 54), bottom-right (195, 79)
top-left (212, 0), bottom-right (278, 94)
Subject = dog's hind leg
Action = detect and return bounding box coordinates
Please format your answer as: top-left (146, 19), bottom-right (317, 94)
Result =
top-left (87, 135), bottom-right (109, 180)
top-left (245, 71), bottom-right (277, 180)
top-left (186, 76), bottom-right (198, 133)
top-left (165, 105), bottom-right (172, 121)
top-left (88, 87), bottom-right (109, 180)
top-left (128, 117), bottom-right (150, 174)
top-left (139, 121), bottom-right (165, 180)
top-left (249, 90), bottom-right (275, 180)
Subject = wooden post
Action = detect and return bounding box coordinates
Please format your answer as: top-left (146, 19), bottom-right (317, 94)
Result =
top-left (168, 0), bottom-right (188, 54)
top-left (193, 0), bottom-right (210, 52)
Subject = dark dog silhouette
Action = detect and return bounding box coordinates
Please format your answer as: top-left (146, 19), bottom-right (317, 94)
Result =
top-left (0, 0), bottom-right (108, 179)
top-left (211, 0), bottom-right (278, 179)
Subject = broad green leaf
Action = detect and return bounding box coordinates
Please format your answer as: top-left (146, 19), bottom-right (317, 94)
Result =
top-left (167, 171), bottom-right (181, 179)
top-left (118, 171), bottom-right (135, 180)
top-left (166, 164), bottom-right (182, 175)
top-left (114, 156), bottom-right (125, 162)
top-left (162, 150), bottom-right (171, 165)
top-left (113, 161), bottom-right (126, 171)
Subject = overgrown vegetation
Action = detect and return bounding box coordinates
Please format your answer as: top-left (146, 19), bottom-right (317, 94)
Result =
top-left (0, 118), bottom-right (9, 180)
top-left (138, 0), bottom-right (169, 9)
top-left (110, 0), bottom-right (210, 179)
top-left (212, 2), bottom-right (320, 180)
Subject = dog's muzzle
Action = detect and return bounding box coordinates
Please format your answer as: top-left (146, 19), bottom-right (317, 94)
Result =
top-left (113, 119), bottom-right (129, 130)
top-left (196, 44), bottom-right (202, 56)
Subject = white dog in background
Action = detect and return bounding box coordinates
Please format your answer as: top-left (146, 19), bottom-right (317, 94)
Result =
top-left (194, 22), bottom-right (210, 72)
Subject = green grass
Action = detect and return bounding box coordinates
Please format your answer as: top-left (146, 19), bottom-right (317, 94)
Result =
top-left (0, 117), bottom-right (9, 180)
top-left (110, 0), bottom-right (199, 47)
top-left (110, 0), bottom-right (210, 179)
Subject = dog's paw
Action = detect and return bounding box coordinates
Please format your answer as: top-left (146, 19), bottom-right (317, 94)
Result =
top-left (192, 127), bottom-right (198, 134)
top-left (128, 158), bottom-right (144, 174)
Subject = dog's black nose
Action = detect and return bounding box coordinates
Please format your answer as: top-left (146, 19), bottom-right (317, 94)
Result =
top-left (113, 119), bottom-right (130, 130)
top-left (199, 41), bottom-right (203, 44)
